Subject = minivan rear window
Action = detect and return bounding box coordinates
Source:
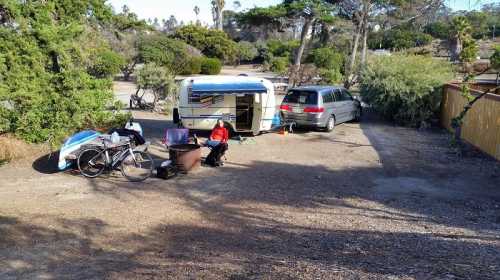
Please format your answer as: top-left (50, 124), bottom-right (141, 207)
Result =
top-left (283, 90), bottom-right (318, 105)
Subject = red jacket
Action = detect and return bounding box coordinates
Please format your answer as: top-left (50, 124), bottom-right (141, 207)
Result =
top-left (210, 126), bottom-right (228, 142)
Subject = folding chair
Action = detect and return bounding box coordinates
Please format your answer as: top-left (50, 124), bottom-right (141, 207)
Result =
top-left (163, 128), bottom-right (190, 150)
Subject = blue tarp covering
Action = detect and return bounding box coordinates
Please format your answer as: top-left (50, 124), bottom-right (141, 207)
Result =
top-left (192, 80), bottom-right (268, 94)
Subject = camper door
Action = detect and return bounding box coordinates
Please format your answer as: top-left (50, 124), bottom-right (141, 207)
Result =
top-left (251, 94), bottom-right (262, 135)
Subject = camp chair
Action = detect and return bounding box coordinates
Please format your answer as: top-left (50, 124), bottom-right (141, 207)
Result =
top-left (163, 128), bottom-right (190, 150)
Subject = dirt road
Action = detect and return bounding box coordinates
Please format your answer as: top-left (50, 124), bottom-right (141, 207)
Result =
top-left (0, 112), bottom-right (499, 280)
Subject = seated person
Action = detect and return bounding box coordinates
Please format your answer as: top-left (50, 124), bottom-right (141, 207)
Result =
top-left (203, 119), bottom-right (229, 167)
top-left (207, 119), bottom-right (229, 147)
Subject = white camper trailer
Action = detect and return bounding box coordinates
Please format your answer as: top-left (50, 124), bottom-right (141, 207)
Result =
top-left (174, 76), bottom-right (276, 135)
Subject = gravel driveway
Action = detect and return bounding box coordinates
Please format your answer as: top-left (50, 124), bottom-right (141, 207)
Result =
top-left (0, 111), bottom-right (499, 280)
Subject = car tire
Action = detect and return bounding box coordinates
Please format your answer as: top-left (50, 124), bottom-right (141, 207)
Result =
top-left (354, 107), bottom-right (362, 122)
top-left (325, 116), bottom-right (335, 132)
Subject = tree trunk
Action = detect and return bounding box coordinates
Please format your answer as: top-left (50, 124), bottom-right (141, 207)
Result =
top-left (360, 7), bottom-right (369, 67)
top-left (294, 17), bottom-right (313, 67)
top-left (344, 19), bottom-right (362, 88)
top-left (451, 36), bottom-right (462, 61)
top-left (216, 8), bottom-right (223, 30)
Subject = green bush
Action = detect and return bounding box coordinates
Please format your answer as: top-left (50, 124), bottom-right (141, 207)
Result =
top-left (180, 57), bottom-right (202, 75)
top-left (318, 68), bottom-right (343, 84)
top-left (237, 41), bottom-right (258, 63)
top-left (136, 63), bottom-right (177, 100)
top-left (200, 58), bottom-right (222, 75)
top-left (0, 2), bottom-right (128, 146)
top-left (368, 29), bottom-right (433, 50)
top-left (173, 25), bottom-right (238, 63)
top-left (309, 48), bottom-right (345, 69)
top-left (138, 34), bottom-right (194, 74)
top-left (360, 55), bottom-right (454, 127)
top-left (267, 39), bottom-right (300, 58)
top-left (88, 49), bottom-right (126, 78)
top-left (269, 57), bottom-right (289, 74)
top-left (424, 21), bottom-right (452, 39)
top-left (254, 40), bottom-right (299, 64)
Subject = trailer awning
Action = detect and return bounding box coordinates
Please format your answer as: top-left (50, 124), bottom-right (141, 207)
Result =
top-left (191, 80), bottom-right (268, 95)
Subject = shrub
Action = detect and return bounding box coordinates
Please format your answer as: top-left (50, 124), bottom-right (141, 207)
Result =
top-left (269, 57), bottom-right (289, 74)
top-left (255, 40), bottom-right (273, 63)
top-left (424, 21), bottom-right (452, 39)
top-left (138, 34), bottom-right (194, 74)
top-left (200, 58), bottom-right (222, 75)
top-left (267, 39), bottom-right (300, 58)
top-left (309, 48), bottom-right (345, 69)
top-left (237, 41), bottom-right (258, 63)
top-left (318, 68), bottom-right (343, 84)
top-left (173, 25), bottom-right (238, 63)
top-left (87, 49), bottom-right (126, 78)
top-left (180, 57), bottom-right (202, 75)
top-left (136, 64), bottom-right (177, 100)
top-left (368, 29), bottom-right (433, 50)
top-left (360, 55), bottom-right (454, 127)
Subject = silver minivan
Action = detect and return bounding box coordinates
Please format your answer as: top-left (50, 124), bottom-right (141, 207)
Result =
top-left (280, 86), bottom-right (361, 132)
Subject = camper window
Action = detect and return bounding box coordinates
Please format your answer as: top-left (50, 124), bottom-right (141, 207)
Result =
top-left (189, 92), bottom-right (224, 105)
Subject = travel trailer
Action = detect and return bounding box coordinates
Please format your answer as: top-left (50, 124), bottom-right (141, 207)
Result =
top-left (174, 76), bottom-right (276, 135)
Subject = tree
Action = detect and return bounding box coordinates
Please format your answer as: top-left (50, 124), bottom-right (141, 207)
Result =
top-left (162, 15), bottom-right (178, 34)
top-left (284, 0), bottom-right (335, 68)
top-left (212, 0), bottom-right (225, 30)
top-left (136, 63), bottom-right (177, 109)
top-left (341, 0), bottom-right (445, 88)
top-left (0, 0), bottom-right (128, 145)
top-left (172, 25), bottom-right (238, 63)
top-left (451, 16), bottom-right (474, 61)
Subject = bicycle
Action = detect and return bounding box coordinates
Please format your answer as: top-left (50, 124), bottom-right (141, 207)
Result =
top-left (77, 136), bottom-right (154, 182)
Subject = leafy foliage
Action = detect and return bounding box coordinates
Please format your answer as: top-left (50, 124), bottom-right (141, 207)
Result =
top-left (172, 25), bottom-right (238, 63)
top-left (308, 48), bottom-right (344, 84)
top-left (87, 49), bottom-right (126, 78)
top-left (0, 0), bottom-right (128, 146)
top-left (138, 34), bottom-right (198, 75)
top-left (368, 28), bottom-right (433, 50)
top-left (136, 64), bottom-right (177, 101)
top-left (309, 47), bottom-right (344, 69)
top-left (269, 57), bottom-right (289, 74)
top-left (237, 41), bottom-right (258, 63)
top-left (180, 57), bottom-right (203, 75)
top-left (200, 58), bottom-right (222, 75)
top-left (360, 55), bottom-right (454, 127)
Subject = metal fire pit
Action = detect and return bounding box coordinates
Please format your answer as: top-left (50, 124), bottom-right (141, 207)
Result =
top-left (169, 144), bottom-right (201, 173)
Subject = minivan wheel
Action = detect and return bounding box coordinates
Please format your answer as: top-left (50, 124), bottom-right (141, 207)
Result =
top-left (354, 107), bottom-right (362, 122)
top-left (326, 117), bottom-right (335, 132)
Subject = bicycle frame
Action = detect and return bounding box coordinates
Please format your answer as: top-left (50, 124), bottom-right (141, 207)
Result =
top-left (89, 144), bottom-right (137, 170)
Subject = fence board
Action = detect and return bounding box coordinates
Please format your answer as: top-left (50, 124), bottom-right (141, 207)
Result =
top-left (441, 84), bottom-right (500, 160)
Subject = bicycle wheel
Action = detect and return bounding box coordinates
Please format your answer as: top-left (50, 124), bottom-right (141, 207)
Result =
top-left (120, 151), bottom-right (153, 182)
top-left (77, 147), bottom-right (106, 178)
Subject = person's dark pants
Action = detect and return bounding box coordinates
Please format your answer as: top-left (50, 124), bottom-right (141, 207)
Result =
top-left (205, 142), bottom-right (228, 166)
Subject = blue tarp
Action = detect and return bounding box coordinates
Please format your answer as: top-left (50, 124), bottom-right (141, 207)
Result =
top-left (192, 80), bottom-right (268, 94)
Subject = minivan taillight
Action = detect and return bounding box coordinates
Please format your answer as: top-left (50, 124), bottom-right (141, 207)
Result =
top-left (280, 104), bottom-right (292, 111)
top-left (303, 107), bottom-right (324, 113)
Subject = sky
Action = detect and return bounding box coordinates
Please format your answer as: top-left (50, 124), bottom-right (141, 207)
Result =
top-left (107, 0), bottom-right (498, 25)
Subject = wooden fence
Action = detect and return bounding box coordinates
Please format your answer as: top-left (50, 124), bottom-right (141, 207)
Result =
top-left (441, 83), bottom-right (500, 160)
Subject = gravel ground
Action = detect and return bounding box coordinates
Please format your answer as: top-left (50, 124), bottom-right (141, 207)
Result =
top-left (0, 111), bottom-right (499, 280)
